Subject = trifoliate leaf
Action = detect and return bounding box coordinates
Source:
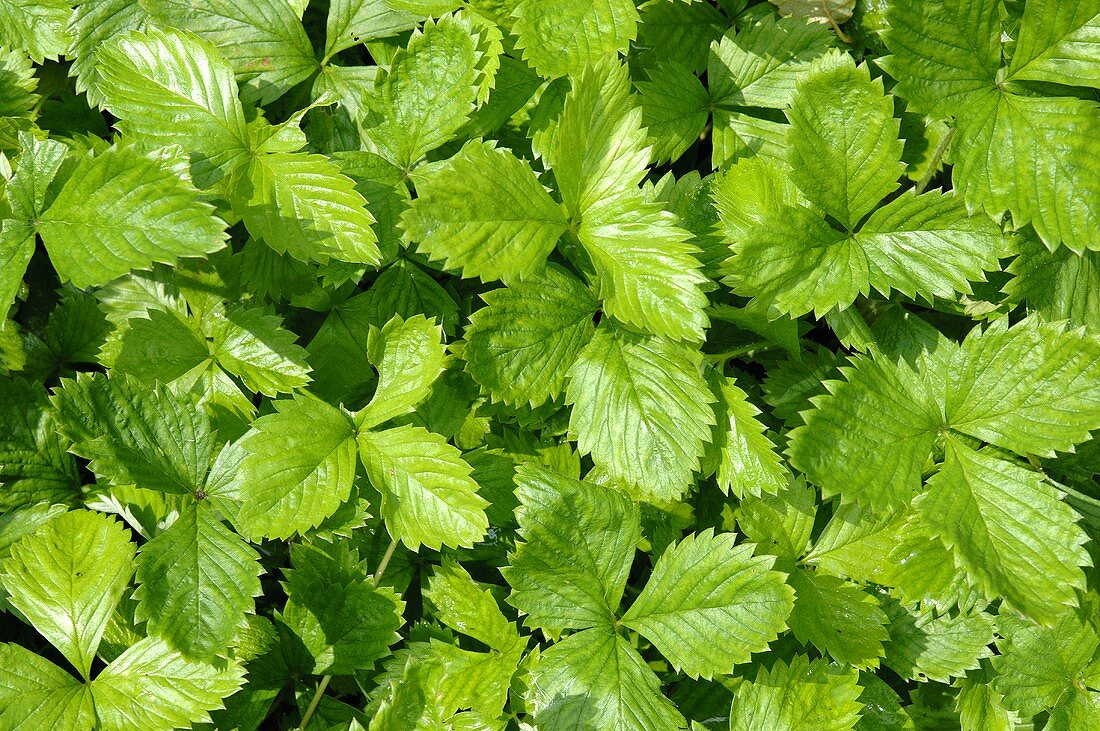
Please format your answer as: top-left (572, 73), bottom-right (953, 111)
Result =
top-left (566, 325), bottom-right (715, 503)
top-left (709, 377), bottom-right (787, 498)
top-left (208, 305), bottom-right (312, 397)
top-left (735, 478), bottom-right (817, 560)
top-left (359, 425), bottom-right (488, 550)
top-left (91, 637), bottom-right (246, 731)
top-left (52, 373), bottom-right (215, 495)
top-left (0, 643), bottom-right (94, 729)
top-left (235, 395), bottom-right (357, 539)
top-left (729, 655), bottom-right (863, 731)
top-left (0, 509), bottom-right (135, 679)
top-left (464, 264), bottom-right (597, 408)
top-left (324, 0), bottom-right (419, 58)
top-left (0, 378), bottom-right (81, 511)
top-left (787, 569), bottom-right (888, 669)
top-left (1004, 0), bottom-right (1100, 90)
top-left (145, 0), bottom-right (317, 105)
top-left (917, 440), bottom-right (1089, 624)
top-left (503, 463), bottom-right (639, 633)
top-left (355, 315), bottom-right (446, 429)
top-left (881, 598), bottom-right (994, 683)
top-left (38, 145), bottom-right (228, 289)
top-left (230, 151), bottom-right (380, 266)
top-left (526, 625), bottom-right (686, 731)
top-left (579, 192), bottom-right (710, 341)
top-left (96, 28), bottom-right (250, 188)
top-left (111, 308), bottom-right (209, 384)
top-left (511, 0), bottom-right (639, 80)
top-left (945, 316), bottom-right (1100, 457)
top-left (622, 530), bottom-right (794, 679)
top-left (787, 52), bottom-right (902, 230)
top-left (281, 542), bottom-right (404, 674)
top-left (134, 503), bottom-right (262, 659)
top-left (0, 0), bottom-right (70, 63)
top-left (363, 15), bottom-right (479, 169)
top-left (402, 140), bottom-right (568, 284)
top-left (709, 13), bottom-right (834, 110)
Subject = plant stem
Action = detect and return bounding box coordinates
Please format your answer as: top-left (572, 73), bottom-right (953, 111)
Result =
top-left (297, 674), bottom-right (331, 731)
top-left (819, 0), bottom-right (851, 43)
top-left (373, 538), bottom-right (399, 588)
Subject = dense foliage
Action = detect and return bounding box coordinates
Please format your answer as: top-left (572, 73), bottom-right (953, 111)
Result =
top-left (1, 0), bottom-right (1099, 729)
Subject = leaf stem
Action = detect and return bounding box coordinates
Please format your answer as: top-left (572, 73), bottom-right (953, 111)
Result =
top-left (297, 674), bottom-right (331, 731)
top-left (819, 0), bottom-right (851, 43)
top-left (373, 538), bottom-right (399, 587)
top-left (914, 127), bottom-right (956, 195)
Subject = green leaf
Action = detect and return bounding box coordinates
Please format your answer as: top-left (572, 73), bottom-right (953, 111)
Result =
top-left (5, 133), bottom-right (67, 222)
top-left (787, 352), bottom-right (940, 511)
top-left (133, 503), bottom-right (263, 659)
top-left (917, 440), bottom-right (1089, 624)
top-left (511, 0), bottom-right (639, 79)
top-left (622, 530), bottom-right (794, 679)
top-left (735, 478), bottom-right (817, 560)
top-left (854, 189), bottom-right (1009, 302)
top-left (787, 52), bottom-right (903, 230)
top-left (945, 316), bottom-right (1100, 457)
top-left (0, 0), bottom-right (70, 63)
top-left (636, 62), bottom-right (709, 165)
top-left (235, 395), bottom-right (357, 539)
top-left (1004, 0), bottom-right (1100, 89)
top-left (363, 15), bottom-right (478, 169)
top-left (579, 192), bottom-right (710, 341)
top-left (503, 463), bottom-right (639, 633)
top-left (355, 314), bottom-right (446, 429)
top-left (68, 0), bottom-right (151, 108)
top-left (566, 325), bottom-right (715, 503)
top-left (52, 373), bottom-right (215, 495)
top-left (951, 90), bottom-right (1100, 252)
top-left (708, 13), bottom-right (834, 110)
top-left (0, 509), bottom-right (135, 679)
top-left (281, 542), bottom-right (403, 674)
top-left (526, 625), bottom-right (686, 731)
top-left (324, 0), bottom-right (419, 58)
top-left (548, 60), bottom-right (649, 219)
top-left (231, 151), bottom-right (380, 266)
top-left (428, 560), bottom-right (519, 652)
top-left (91, 637), bottom-right (245, 731)
top-left (38, 145), bottom-right (228, 289)
top-left (0, 47), bottom-right (35, 119)
top-left (359, 425), bottom-right (488, 550)
top-left (208, 305), bottom-right (312, 397)
top-left (0, 643), bottom-right (94, 729)
top-left (464, 264), bottom-right (597, 408)
top-left (96, 28), bottom-right (250, 188)
top-left (993, 610), bottom-right (1100, 719)
top-left (786, 568), bottom-right (888, 669)
top-left (881, 598), bottom-right (994, 683)
top-left (880, 0), bottom-right (1000, 119)
top-left (709, 377), bottom-right (787, 498)
top-left (0, 378), bottom-right (81, 511)
top-left (729, 655), bottom-right (863, 731)
top-left (402, 140), bottom-right (568, 284)
top-left (1004, 235), bottom-right (1100, 333)
top-left (111, 307), bottom-right (212, 385)
top-left (145, 0), bottom-right (317, 105)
